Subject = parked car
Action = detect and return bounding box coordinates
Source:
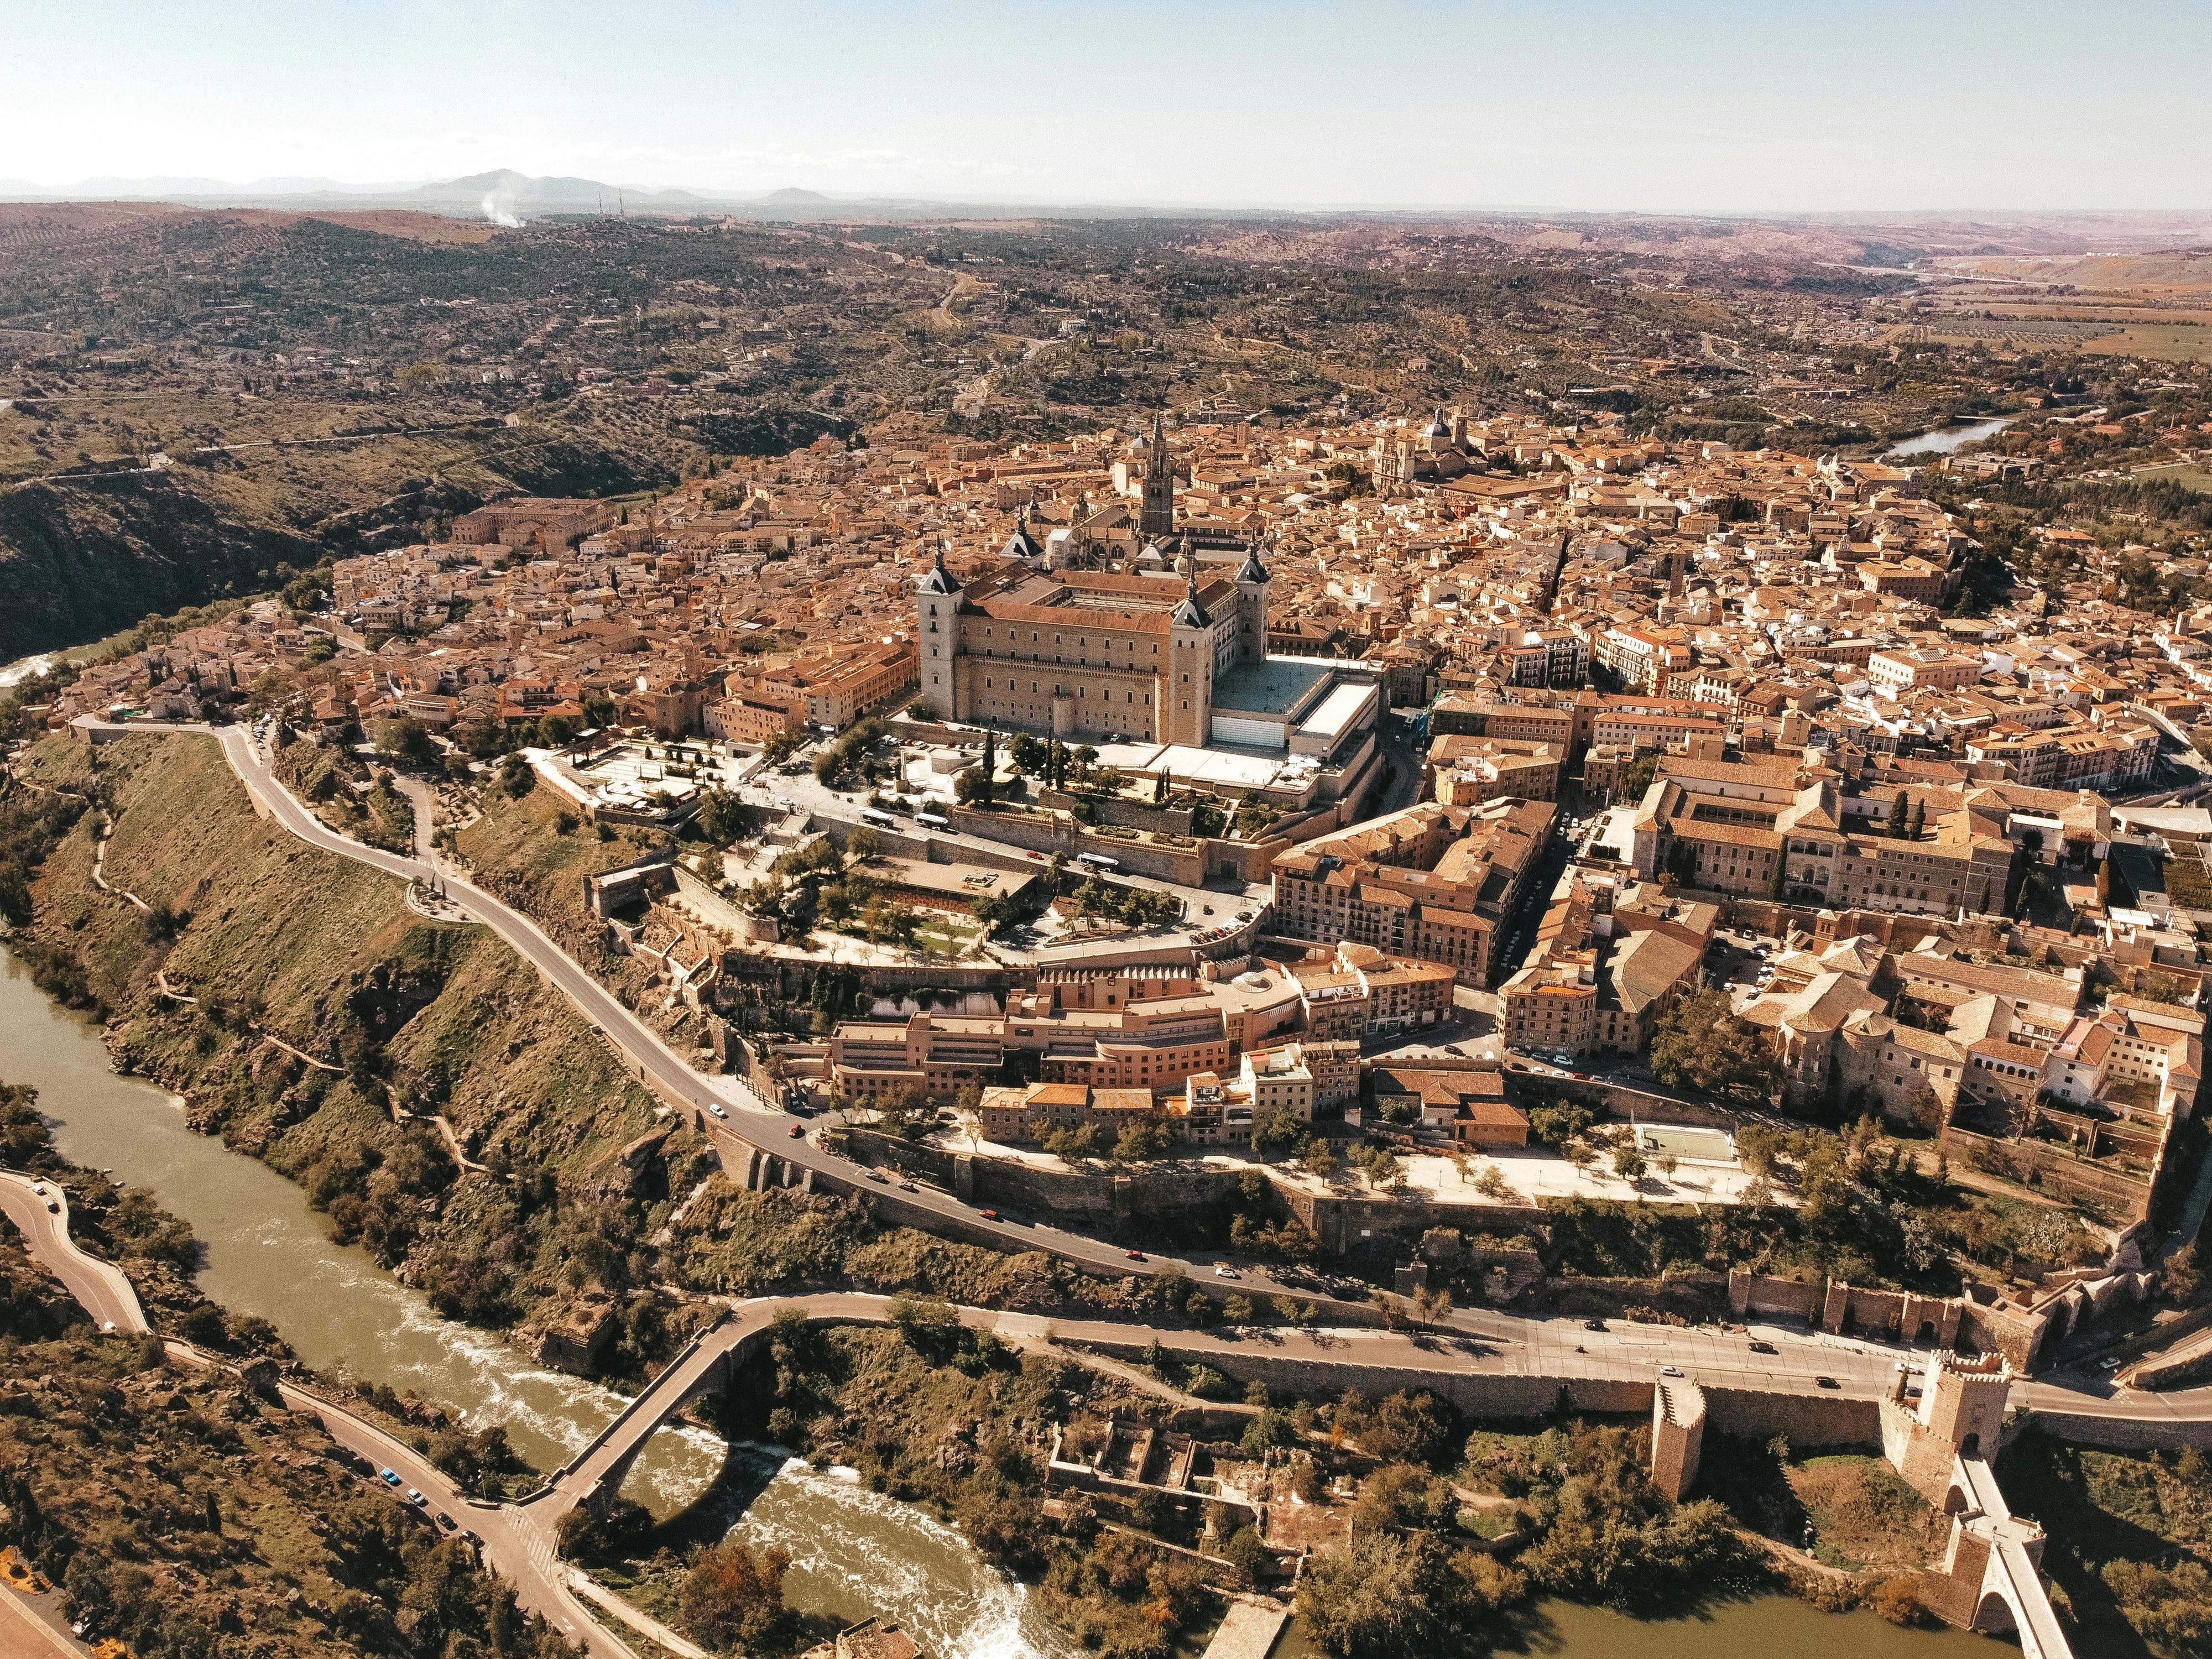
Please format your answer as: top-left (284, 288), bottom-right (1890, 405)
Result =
top-left (1660, 1365), bottom-right (1684, 1379)
top-left (1816, 1375), bottom-right (1840, 1390)
top-left (1584, 1319), bottom-right (1607, 1332)
top-left (379, 1469), bottom-right (401, 1486)
top-left (1749, 1339), bottom-right (1776, 1354)
top-left (867, 1170), bottom-right (889, 1184)
top-left (1125, 1249), bottom-right (1146, 1261)
top-left (406, 1488), bottom-right (428, 1507)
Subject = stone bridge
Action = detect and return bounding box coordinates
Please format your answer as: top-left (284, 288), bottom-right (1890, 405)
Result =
top-left (1937, 1455), bottom-right (2073, 1659)
top-left (516, 1295), bottom-right (894, 1521)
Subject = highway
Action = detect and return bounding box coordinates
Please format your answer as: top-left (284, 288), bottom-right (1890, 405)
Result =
top-left (0, 1168), bottom-right (149, 1334)
top-left (61, 718), bottom-right (2212, 1434)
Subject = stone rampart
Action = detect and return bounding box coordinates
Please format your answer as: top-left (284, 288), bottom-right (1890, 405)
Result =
top-left (1065, 1332), bottom-right (1651, 1421)
top-left (1702, 1384), bottom-right (1877, 1448)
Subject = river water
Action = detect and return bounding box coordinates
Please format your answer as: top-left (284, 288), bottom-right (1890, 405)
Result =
top-left (0, 943), bottom-right (1988, 1658)
top-left (1882, 416), bottom-right (2018, 458)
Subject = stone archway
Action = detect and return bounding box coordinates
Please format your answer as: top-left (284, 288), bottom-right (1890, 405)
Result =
top-left (1974, 1589), bottom-right (2018, 1635)
top-left (1918, 1319), bottom-right (1938, 1344)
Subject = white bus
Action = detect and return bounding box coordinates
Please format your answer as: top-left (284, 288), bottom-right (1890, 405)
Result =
top-left (858, 807), bottom-right (898, 828)
top-left (914, 811), bottom-right (951, 830)
top-left (1076, 851), bottom-right (1120, 870)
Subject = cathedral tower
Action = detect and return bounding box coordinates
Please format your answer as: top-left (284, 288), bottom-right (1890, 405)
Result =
top-left (1140, 412), bottom-right (1175, 540)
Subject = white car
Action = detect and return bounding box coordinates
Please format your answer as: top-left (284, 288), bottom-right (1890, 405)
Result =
top-left (1213, 1265), bottom-right (1240, 1280)
top-left (1660, 1365), bottom-right (1684, 1378)
top-left (706, 1102), bottom-right (728, 1119)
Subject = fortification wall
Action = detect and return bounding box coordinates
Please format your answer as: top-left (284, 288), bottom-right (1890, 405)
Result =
top-left (1066, 1332), bottom-right (1652, 1421)
top-left (1698, 1385), bottom-right (1879, 1449)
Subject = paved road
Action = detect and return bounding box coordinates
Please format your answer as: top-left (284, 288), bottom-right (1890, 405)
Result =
top-left (0, 1169), bottom-right (148, 1333)
top-left (63, 719), bottom-right (2212, 1434)
top-left (0, 1141), bottom-right (638, 1658)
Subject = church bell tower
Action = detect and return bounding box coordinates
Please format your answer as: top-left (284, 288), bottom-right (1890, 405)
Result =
top-left (1140, 412), bottom-right (1175, 540)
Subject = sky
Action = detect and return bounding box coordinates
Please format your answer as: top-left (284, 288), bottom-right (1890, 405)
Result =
top-left (5, 0), bottom-right (2208, 213)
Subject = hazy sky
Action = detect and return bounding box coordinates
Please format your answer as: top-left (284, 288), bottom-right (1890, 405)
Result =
top-left (7, 0), bottom-right (2208, 211)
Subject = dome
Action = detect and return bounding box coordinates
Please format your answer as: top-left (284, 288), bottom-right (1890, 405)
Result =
top-left (1423, 408), bottom-right (1451, 439)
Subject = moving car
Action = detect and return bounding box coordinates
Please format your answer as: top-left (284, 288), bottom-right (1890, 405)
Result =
top-left (979, 1208), bottom-right (1001, 1221)
top-left (787, 1124), bottom-right (804, 1139)
top-left (1660, 1365), bottom-right (1684, 1378)
top-left (706, 1102), bottom-right (728, 1119)
top-left (867, 1170), bottom-right (889, 1183)
top-left (1125, 1249), bottom-right (1146, 1261)
top-left (1584, 1319), bottom-right (1608, 1332)
top-left (1749, 1339), bottom-right (1776, 1354)
top-left (1213, 1265), bottom-right (1240, 1280)
top-left (1815, 1375), bottom-right (1840, 1390)
top-left (379, 1469), bottom-right (401, 1486)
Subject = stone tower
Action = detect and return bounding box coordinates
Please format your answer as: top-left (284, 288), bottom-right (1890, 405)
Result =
top-left (1166, 570), bottom-right (1214, 748)
top-left (1233, 537), bottom-right (1272, 665)
top-left (1140, 412), bottom-right (1175, 540)
top-left (915, 540), bottom-right (962, 721)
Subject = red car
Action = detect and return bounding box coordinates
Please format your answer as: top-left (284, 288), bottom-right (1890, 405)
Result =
top-left (979, 1208), bottom-right (1001, 1221)
top-left (1125, 1249), bottom-right (1145, 1261)
top-left (786, 1124), bottom-right (804, 1139)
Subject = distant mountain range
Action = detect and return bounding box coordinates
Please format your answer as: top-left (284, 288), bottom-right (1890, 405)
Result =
top-left (0, 168), bottom-right (1061, 222)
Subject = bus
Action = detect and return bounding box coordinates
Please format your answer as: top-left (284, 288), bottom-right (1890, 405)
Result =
top-left (857, 807), bottom-right (898, 828)
top-left (1076, 851), bottom-right (1120, 870)
top-left (914, 810), bottom-right (951, 831)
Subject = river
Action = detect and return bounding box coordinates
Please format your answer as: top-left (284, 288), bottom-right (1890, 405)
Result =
top-left (1882, 416), bottom-right (2017, 458)
top-left (0, 944), bottom-right (1990, 1658)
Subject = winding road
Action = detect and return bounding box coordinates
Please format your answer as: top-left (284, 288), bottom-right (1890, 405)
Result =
top-left (0, 1168), bottom-right (148, 1334)
top-left (53, 719), bottom-right (2212, 1439)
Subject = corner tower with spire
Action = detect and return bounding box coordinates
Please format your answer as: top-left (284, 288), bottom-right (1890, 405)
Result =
top-left (915, 538), bottom-right (963, 719)
top-left (1234, 535), bottom-right (1272, 663)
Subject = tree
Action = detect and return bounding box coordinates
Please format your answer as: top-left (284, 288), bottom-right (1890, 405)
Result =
top-left (1612, 1145), bottom-right (1648, 1184)
top-left (1296, 1532), bottom-right (1524, 1659)
top-left (888, 1290), bottom-right (960, 1356)
top-left (1893, 792), bottom-right (1913, 840)
top-left (977, 726), bottom-right (996, 806)
top-left (679, 1542), bottom-right (792, 1649)
top-left (1647, 987), bottom-right (1780, 1104)
top-left (1223, 1525), bottom-right (1268, 1585)
top-left (1112, 1113), bottom-right (1176, 1162)
top-left (372, 716), bottom-right (438, 770)
top-left (1008, 732), bottom-right (1046, 775)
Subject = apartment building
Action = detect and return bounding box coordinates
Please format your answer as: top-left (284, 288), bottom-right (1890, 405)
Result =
top-left (1426, 734), bottom-right (1563, 803)
top-left (1290, 942), bottom-right (1455, 1036)
top-left (1868, 648), bottom-right (1983, 697)
top-left (1500, 879), bottom-right (1705, 1058)
top-left (1271, 797), bottom-right (1555, 984)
